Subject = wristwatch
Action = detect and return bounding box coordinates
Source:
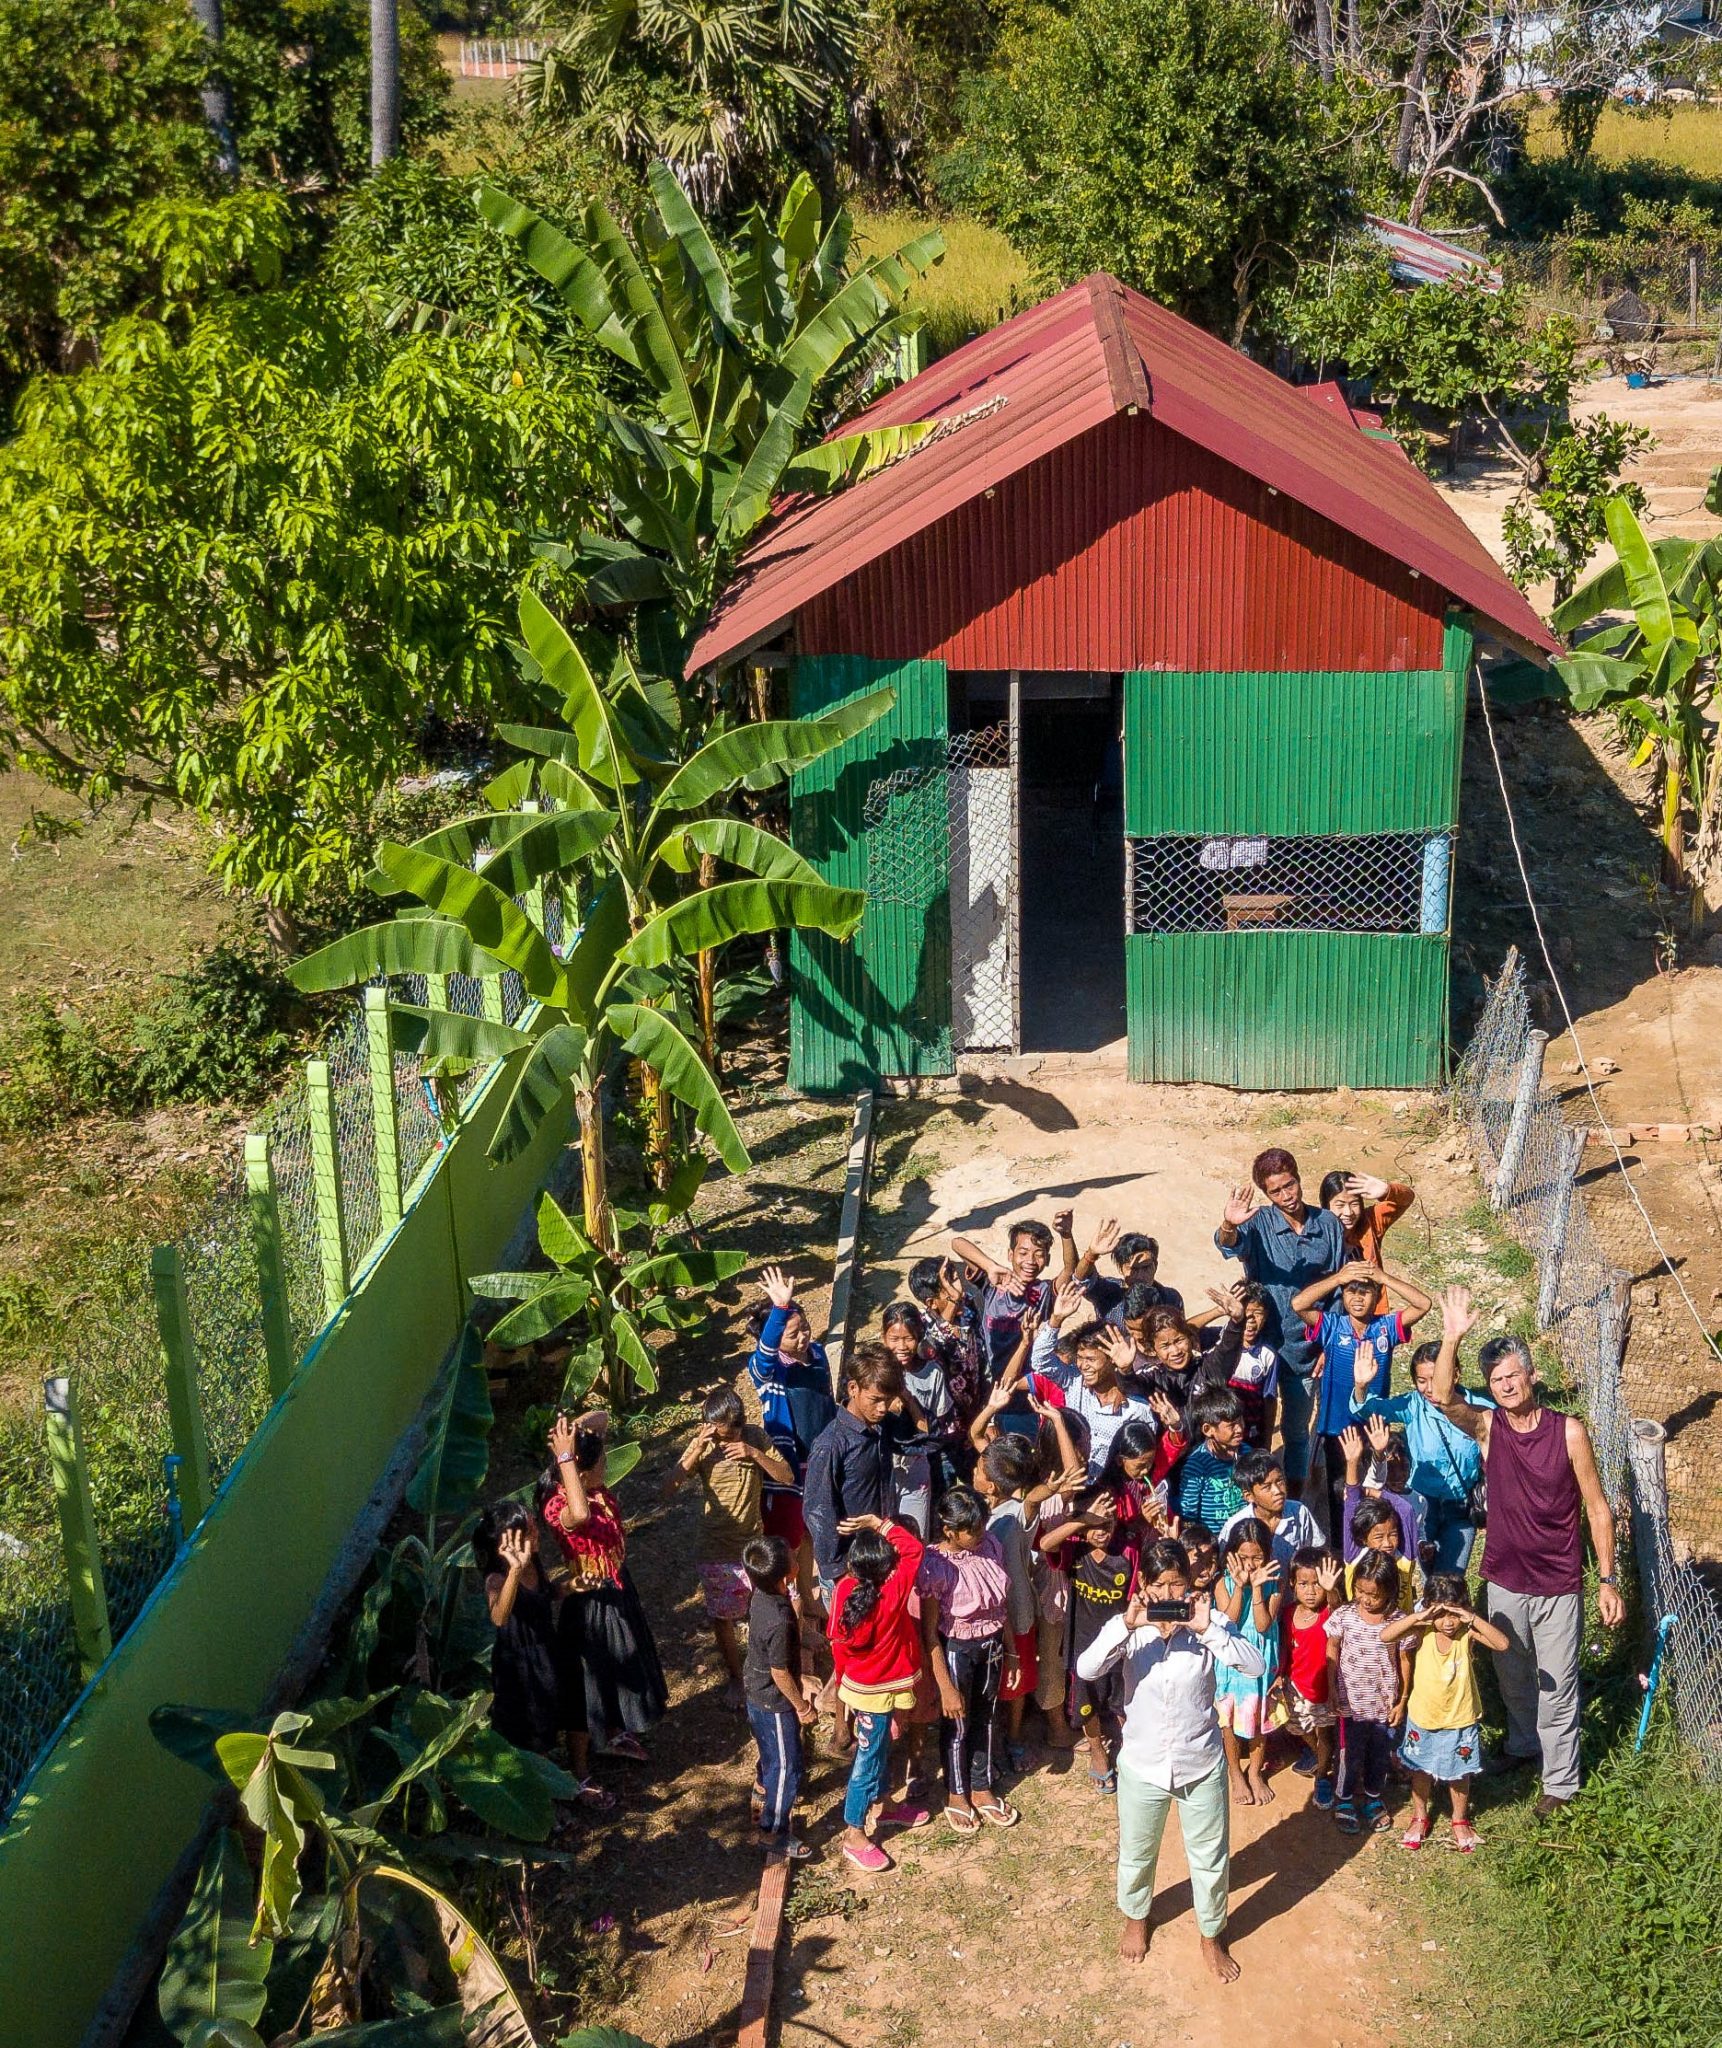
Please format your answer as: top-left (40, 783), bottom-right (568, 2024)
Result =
top-left (1598, 1573), bottom-right (1618, 1585)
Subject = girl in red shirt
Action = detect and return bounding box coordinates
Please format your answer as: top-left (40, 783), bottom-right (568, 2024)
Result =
top-left (539, 1412), bottom-right (667, 1763)
top-left (1274, 1546), bottom-right (1342, 1808)
top-left (828, 1514), bottom-right (933, 1872)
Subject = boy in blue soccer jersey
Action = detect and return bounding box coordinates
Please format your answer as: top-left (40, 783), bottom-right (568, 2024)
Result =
top-left (1291, 1260), bottom-right (1432, 1550)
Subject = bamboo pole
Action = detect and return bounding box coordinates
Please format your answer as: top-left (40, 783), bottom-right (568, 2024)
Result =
top-left (1490, 1028), bottom-right (1548, 1211)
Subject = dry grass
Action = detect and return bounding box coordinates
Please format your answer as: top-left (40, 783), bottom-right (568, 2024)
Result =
top-left (1525, 100), bottom-right (1722, 176)
top-left (852, 205), bottom-right (1032, 354)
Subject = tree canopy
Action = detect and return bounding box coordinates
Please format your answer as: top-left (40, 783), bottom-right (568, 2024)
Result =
top-left (0, 202), bottom-right (601, 918)
top-left (938, 0), bottom-right (1355, 342)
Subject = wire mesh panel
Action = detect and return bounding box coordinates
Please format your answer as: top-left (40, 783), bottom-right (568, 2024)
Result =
top-left (1128, 832), bottom-right (1454, 936)
top-left (865, 723), bottom-right (1016, 1054)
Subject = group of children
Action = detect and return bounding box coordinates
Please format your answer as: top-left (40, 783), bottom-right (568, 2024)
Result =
top-left (472, 1174), bottom-right (1506, 1875)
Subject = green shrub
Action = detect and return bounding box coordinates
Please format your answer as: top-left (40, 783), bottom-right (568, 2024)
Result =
top-left (0, 997), bottom-right (132, 1135)
top-left (129, 945), bottom-right (299, 1106)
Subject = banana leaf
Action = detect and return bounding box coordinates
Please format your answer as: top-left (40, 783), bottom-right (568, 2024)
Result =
top-left (487, 1022), bottom-right (589, 1165)
top-left (158, 1830), bottom-right (273, 2043)
top-left (653, 690), bottom-right (895, 811)
top-left (489, 1279), bottom-right (595, 1348)
top-left (653, 816), bottom-right (819, 883)
top-left (622, 880), bottom-right (864, 970)
top-left (290, 920), bottom-right (506, 994)
top-left (388, 1007), bottom-right (537, 1066)
top-left (608, 1002), bottom-right (749, 1172)
top-left (371, 843), bottom-right (565, 1003)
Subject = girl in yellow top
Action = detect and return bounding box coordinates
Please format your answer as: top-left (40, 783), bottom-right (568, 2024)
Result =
top-left (1380, 1572), bottom-right (1510, 1853)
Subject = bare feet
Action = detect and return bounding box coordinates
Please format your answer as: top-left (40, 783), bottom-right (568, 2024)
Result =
top-left (1247, 1761), bottom-right (1274, 1804)
top-left (1118, 1915), bottom-right (1150, 1962)
top-left (1228, 1770), bottom-right (1256, 1806)
top-left (1200, 1934), bottom-right (1240, 1984)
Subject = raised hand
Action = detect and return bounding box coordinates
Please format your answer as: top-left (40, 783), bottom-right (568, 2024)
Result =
top-left (1052, 1207), bottom-right (1075, 1239)
top-left (1316, 1556), bottom-right (1343, 1595)
top-left (1019, 1306), bottom-right (1042, 1345)
top-left (1087, 1492), bottom-right (1117, 1523)
top-left (1052, 1279), bottom-right (1088, 1327)
top-left (1223, 1185), bottom-right (1254, 1230)
top-left (1123, 1591), bottom-right (1150, 1631)
top-left (1342, 1173), bottom-right (1391, 1203)
top-left (1188, 1590), bottom-right (1213, 1634)
top-left (1087, 1217), bottom-right (1121, 1259)
top-left (836, 1513), bottom-right (888, 1536)
top-left (1364, 1413), bottom-right (1392, 1457)
top-left (762, 1264), bottom-right (796, 1310)
top-left (548, 1412), bottom-right (577, 1467)
top-left (1148, 1390), bottom-right (1182, 1433)
top-left (1101, 1326), bottom-right (1137, 1372)
top-left (499, 1526), bottom-right (533, 1574)
top-left (1336, 1424), bottom-right (1363, 1466)
top-left (1440, 1283), bottom-right (1478, 1342)
top-left (1249, 1558), bottom-right (1281, 1590)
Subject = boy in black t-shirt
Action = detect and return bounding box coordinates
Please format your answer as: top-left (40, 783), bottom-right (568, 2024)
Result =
top-left (742, 1536), bottom-right (819, 1857)
top-left (1036, 1490), bottom-right (1135, 1793)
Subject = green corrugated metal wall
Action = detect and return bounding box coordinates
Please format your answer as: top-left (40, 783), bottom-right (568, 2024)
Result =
top-left (1123, 666), bottom-right (1463, 836)
top-left (1123, 614), bottom-right (1472, 1088)
top-left (1125, 933), bottom-right (1450, 1087)
top-left (788, 655), bottom-right (952, 1092)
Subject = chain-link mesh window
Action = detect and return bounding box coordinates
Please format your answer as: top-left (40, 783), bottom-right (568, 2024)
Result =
top-left (865, 723), bottom-right (1016, 1053)
top-left (1127, 831), bottom-right (1454, 936)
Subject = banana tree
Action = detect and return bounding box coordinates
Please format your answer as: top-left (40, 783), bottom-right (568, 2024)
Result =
top-left (289, 594), bottom-right (889, 1243)
top-left (478, 162), bottom-right (943, 668)
top-left (1553, 494), bottom-right (1722, 890)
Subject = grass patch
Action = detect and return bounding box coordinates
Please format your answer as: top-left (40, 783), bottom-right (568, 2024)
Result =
top-left (853, 205), bottom-right (1031, 355)
top-left (1525, 101), bottom-right (1722, 177)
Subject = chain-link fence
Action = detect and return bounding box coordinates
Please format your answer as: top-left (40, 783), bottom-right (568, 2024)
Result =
top-left (0, 953), bottom-right (540, 1819)
top-left (1453, 950), bottom-right (1722, 1777)
top-left (1127, 830), bottom-right (1455, 936)
top-left (865, 723), bottom-right (1016, 1053)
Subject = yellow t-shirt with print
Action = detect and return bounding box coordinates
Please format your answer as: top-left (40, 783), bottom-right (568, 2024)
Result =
top-left (1344, 1554), bottom-right (1416, 1615)
top-left (1407, 1628), bottom-right (1482, 1730)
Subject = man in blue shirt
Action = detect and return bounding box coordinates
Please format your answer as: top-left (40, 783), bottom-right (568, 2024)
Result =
top-left (1350, 1338), bottom-right (1494, 1571)
top-left (1214, 1148), bottom-right (1346, 1496)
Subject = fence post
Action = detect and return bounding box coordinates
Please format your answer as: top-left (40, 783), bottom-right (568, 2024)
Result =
top-left (151, 1245), bottom-right (212, 1531)
top-left (1690, 250), bottom-right (1700, 329)
top-left (42, 1376), bottom-right (113, 1680)
top-left (1490, 1027), bottom-right (1548, 1210)
top-left (1628, 1416), bottom-right (1670, 1619)
top-left (305, 1057), bottom-right (351, 1317)
top-left (245, 1134), bottom-right (296, 1400)
top-left (483, 973), bottom-right (508, 1027)
top-left (1536, 1123), bottom-right (1589, 1329)
top-left (364, 986), bottom-right (403, 1235)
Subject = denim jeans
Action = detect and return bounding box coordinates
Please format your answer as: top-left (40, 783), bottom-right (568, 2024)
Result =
top-left (747, 1703), bottom-right (803, 1839)
top-left (1277, 1367), bottom-right (1317, 1485)
top-left (843, 1709), bottom-right (894, 1829)
top-left (1422, 1496), bottom-right (1478, 1573)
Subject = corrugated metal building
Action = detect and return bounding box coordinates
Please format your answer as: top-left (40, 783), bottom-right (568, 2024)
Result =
top-left (691, 274), bottom-right (1556, 1093)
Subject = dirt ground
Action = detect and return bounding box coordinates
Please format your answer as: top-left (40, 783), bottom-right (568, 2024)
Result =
top-left (543, 1058), bottom-right (1542, 2048)
top-left (1434, 374), bottom-right (1722, 1565)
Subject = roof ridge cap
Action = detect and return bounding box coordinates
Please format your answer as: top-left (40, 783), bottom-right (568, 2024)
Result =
top-left (1085, 273), bottom-right (1152, 416)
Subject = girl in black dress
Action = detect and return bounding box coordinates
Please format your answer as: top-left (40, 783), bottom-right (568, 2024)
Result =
top-left (474, 1499), bottom-right (612, 1809)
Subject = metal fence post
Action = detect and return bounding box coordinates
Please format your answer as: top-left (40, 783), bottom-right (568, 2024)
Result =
top-left (42, 1376), bottom-right (113, 1680)
top-left (1628, 1416), bottom-right (1671, 1622)
top-left (245, 1134), bottom-right (296, 1400)
top-left (305, 1057), bottom-right (350, 1316)
top-left (151, 1245), bottom-right (212, 1530)
top-left (1490, 1027), bottom-right (1548, 1210)
top-left (364, 987), bottom-right (403, 1235)
top-left (1536, 1124), bottom-right (1589, 1329)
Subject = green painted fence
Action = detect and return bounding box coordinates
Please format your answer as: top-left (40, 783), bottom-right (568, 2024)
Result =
top-left (0, 1043), bottom-right (570, 2048)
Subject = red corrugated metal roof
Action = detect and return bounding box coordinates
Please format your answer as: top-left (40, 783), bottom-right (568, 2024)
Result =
top-left (1363, 213), bottom-right (1503, 292)
top-left (689, 273), bottom-right (1555, 670)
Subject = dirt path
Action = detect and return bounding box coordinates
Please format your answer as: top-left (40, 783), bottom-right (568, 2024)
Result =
top-left (553, 1064), bottom-right (1511, 2048)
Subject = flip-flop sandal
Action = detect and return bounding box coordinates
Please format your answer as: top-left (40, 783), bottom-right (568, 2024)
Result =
top-left (1334, 1804), bottom-right (1361, 1834)
top-left (1364, 1800), bottom-right (1393, 1833)
top-left (944, 1806), bottom-right (983, 1836)
top-left (607, 1735), bottom-right (649, 1762)
top-left (974, 1800), bottom-right (1020, 1828)
top-left (1089, 1768), bottom-right (1118, 1796)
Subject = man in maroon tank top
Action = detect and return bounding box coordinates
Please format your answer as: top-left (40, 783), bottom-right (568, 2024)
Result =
top-left (1430, 1286), bottom-right (1625, 1813)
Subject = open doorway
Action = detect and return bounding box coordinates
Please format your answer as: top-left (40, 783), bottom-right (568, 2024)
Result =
top-left (1018, 675), bottom-right (1125, 1052)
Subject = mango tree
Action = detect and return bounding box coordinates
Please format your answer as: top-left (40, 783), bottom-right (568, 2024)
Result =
top-left (289, 594), bottom-right (890, 1242)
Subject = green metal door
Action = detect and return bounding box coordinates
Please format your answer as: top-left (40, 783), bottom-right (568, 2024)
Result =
top-left (789, 655), bottom-right (951, 1092)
